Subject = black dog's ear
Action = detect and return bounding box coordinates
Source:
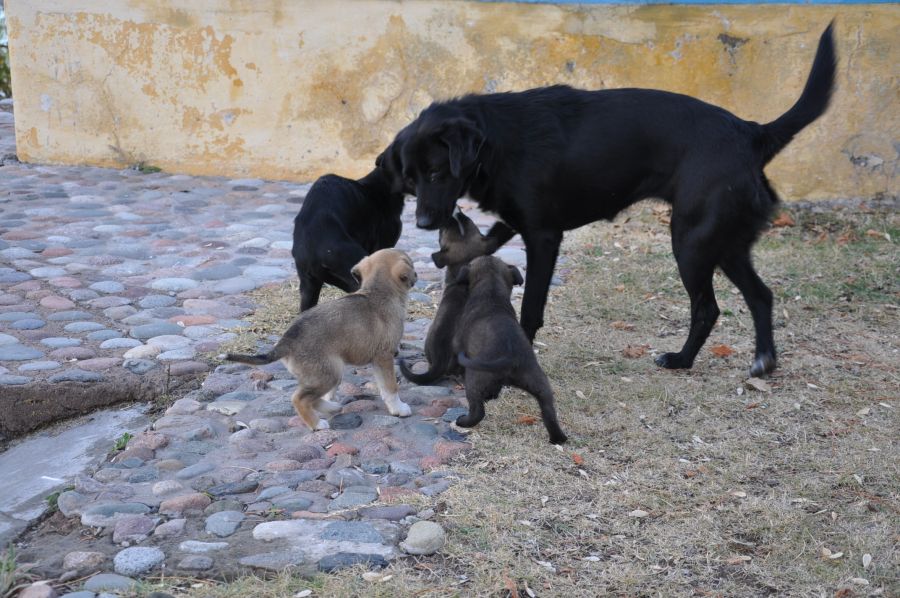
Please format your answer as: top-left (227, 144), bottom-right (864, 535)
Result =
top-left (350, 265), bottom-right (362, 284)
top-left (431, 250), bottom-right (448, 269)
top-left (508, 265), bottom-right (524, 286)
top-left (440, 118), bottom-right (484, 178)
top-left (455, 264), bottom-right (470, 285)
top-left (375, 149), bottom-right (385, 168)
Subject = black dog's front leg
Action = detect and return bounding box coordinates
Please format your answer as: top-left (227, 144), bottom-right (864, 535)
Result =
top-left (520, 229), bottom-right (563, 342)
top-left (484, 221), bottom-right (516, 254)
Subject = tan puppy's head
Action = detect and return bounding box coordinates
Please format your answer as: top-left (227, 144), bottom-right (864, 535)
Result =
top-left (351, 248), bottom-right (417, 293)
top-left (432, 210), bottom-right (490, 269)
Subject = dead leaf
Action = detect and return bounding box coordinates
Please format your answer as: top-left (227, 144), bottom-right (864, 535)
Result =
top-left (772, 212), bottom-right (795, 227)
top-left (614, 284), bottom-right (625, 292)
top-left (710, 344), bottom-right (735, 358)
top-left (516, 415), bottom-right (538, 426)
top-left (862, 553), bottom-right (872, 569)
top-left (575, 390), bottom-right (587, 400)
top-left (865, 229), bottom-right (891, 242)
top-left (628, 509), bottom-right (649, 518)
top-left (726, 555), bottom-right (752, 565)
top-left (622, 344), bottom-right (648, 358)
top-left (572, 453), bottom-right (584, 466)
top-left (746, 378), bottom-right (771, 393)
top-left (503, 574), bottom-right (519, 598)
top-left (611, 320), bottom-right (635, 331)
top-left (833, 589), bottom-right (855, 598)
top-left (745, 402), bottom-right (760, 410)
top-left (683, 469), bottom-right (699, 478)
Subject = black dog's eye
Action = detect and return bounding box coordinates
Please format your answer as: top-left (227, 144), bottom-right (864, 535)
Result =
top-left (428, 170), bottom-right (441, 183)
top-left (405, 177), bottom-right (416, 190)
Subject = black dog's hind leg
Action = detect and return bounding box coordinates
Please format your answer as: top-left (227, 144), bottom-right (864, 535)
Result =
top-left (719, 250), bottom-right (776, 377)
top-left (516, 366), bottom-right (567, 444)
top-left (520, 229), bottom-right (563, 342)
top-left (299, 272), bottom-right (324, 312)
top-left (456, 372), bottom-right (501, 428)
top-left (656, 241), bottom-right (720, 370)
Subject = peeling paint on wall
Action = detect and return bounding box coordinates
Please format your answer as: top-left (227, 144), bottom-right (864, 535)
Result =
top-left (5, 0), bottom-right (899, 200)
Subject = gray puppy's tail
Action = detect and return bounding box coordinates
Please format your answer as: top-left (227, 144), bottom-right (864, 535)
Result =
top-left (219, 349), bottom-right (281, 366)
top-left (457, 351), bottom-right (517, 372)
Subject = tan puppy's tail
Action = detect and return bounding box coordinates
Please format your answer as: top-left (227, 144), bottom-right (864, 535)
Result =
top-left (218, 348), bottom-right (281, 365)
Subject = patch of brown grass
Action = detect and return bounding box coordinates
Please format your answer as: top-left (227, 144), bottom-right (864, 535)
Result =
top-left (152, 204), bottom-right (898, 597)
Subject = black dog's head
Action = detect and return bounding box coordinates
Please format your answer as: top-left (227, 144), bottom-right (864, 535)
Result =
top-left (376, 124), bottom-right (414, 195)
top-left (400, 107), bottom-right (485, 230)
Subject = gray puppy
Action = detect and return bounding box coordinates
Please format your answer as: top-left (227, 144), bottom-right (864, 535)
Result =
top-left (223, 249), bottom-right (417, 430)
top-left (400, 210), bottom-right (491, 385)
top-left (454, 256), bottom-right (567, 444)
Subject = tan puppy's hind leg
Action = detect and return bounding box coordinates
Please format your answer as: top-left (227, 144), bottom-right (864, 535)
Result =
top-left (315, 387), bottom-right (342, 415)
top-left (292, 388), bottom-right (330, 430)
top-left (373, 354), bottom-right (411, 417)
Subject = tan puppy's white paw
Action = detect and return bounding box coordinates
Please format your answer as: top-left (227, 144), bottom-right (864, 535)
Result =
top-left (383, 394), bottom-right (412, 417)
top-left (315, 418), bottom-right (331, 430)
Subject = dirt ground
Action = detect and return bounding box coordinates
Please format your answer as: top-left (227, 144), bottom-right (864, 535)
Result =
top-left (104, 201), bottom-right (898, 597)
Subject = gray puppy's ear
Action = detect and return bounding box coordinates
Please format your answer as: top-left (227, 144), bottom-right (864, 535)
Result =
top-left (508, 265), bottom-right (524, 286)
top-left (431, 250), bottom-right (448, 269)
top-left (440, 118), bottom-right (484, 178)
top-left (455, 264), bottom-right (470, 285)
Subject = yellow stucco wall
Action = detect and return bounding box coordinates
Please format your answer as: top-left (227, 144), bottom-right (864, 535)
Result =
top-left (6, 1), bottom-right (898, 200)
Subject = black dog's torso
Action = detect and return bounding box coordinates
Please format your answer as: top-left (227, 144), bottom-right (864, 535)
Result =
top-left (454, 87), bottom-right (767, 234)
top-left (292, 168), bottom-right (404, 310)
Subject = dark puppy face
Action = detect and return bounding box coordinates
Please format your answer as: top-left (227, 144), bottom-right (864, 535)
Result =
top-left (458, 255), bottom-right (523, 290)
top-left (431, 211), bottom-right (489, 269)
top-left (401, 112), bottom-right (484, 230)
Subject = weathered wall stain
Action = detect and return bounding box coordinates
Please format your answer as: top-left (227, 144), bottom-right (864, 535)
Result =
top-left (5, 0), bottom-right (899, 200)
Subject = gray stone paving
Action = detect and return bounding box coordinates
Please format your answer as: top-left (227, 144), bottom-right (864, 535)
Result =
top-left (0, 101), bottom-right (534, 591)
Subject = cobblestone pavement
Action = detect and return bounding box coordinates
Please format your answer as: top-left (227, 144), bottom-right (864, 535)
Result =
top-left (0, 103), bottom-right (535, 593)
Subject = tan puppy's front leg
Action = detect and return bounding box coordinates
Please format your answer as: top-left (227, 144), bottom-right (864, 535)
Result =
top-left (373, 354), bottom-right (411, 417)
top-left (292, 388), bottom-right (330, 430)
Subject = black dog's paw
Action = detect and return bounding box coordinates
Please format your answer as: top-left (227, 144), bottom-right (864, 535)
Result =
top-left (655, 352), bottom-right (693, 370)
top-left (750, 354), bottom-right (777, 378)
top-left (455, 415), bottom-right (478, 428)
top-left (549, 432), bottom-right (568, 445)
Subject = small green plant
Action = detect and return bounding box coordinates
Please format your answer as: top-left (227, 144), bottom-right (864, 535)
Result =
top-left (113, 432), bottom-right (134, 451)
top-left (133, 162), bottom-right (162, 174)
top-left (0, 546), bottom-right (35, 598)
top-left (44, 485), bottom-right (74, 515)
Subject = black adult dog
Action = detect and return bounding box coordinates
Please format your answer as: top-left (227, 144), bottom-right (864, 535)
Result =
top-left (291, 143), bottom-right (407, 311)
top-left (390, 24), bottom-right (836, 377)
top-left (453, 256), bottom-right (567, 444)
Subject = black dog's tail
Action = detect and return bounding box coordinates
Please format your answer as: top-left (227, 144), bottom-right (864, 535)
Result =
top-left (457, 351), bottom-right (518, 372)
top-left (758, 22), bottom-right (837, 165)
top-left (399, 355), bottom-right (451, 385)
top-left (219, 348), bottom-right (282, 366)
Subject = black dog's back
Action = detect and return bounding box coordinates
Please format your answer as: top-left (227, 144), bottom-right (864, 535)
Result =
top-left (292, 168), bottom-right (403, 311)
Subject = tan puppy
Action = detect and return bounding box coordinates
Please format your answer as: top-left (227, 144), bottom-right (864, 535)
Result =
top-left (223, 249), bottom-right (417, 430)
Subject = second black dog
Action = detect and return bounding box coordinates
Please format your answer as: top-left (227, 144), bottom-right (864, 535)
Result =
top-left (292, 160), bottom-right (404, 311)
top-left (453, 256), bottom-right (567, 444)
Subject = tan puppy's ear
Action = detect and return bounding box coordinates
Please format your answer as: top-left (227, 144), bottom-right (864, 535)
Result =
top-left (393, 259), bottom-right (417, 289)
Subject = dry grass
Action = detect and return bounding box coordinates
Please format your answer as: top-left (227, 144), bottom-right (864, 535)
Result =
top-left (146, 203), bottom-right (898, 597)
